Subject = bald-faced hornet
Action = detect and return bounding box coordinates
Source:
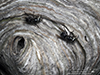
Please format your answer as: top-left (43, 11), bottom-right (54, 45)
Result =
top-left (24, 12), bottom-right (42, 25)
top-left (59, 30), bottom-right (77, 43)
